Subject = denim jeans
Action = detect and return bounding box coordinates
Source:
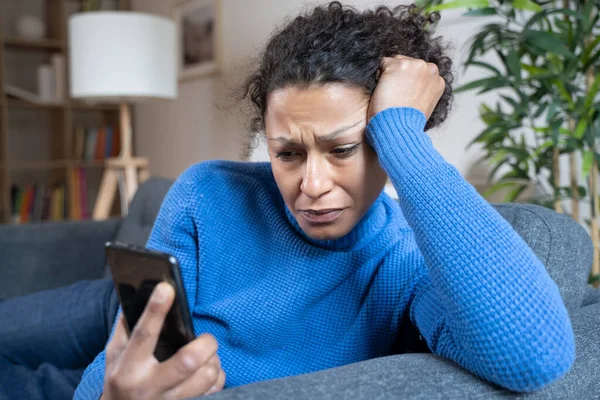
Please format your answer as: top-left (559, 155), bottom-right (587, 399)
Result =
top-left (0, 279), bottom-right (117, 400)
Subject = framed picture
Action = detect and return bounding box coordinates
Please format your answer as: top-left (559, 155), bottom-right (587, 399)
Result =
top-left (173, 0), bottom-right (221, 82)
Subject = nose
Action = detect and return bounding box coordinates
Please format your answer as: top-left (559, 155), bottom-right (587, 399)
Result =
top-left (301, 155), bottom-right (334, 199)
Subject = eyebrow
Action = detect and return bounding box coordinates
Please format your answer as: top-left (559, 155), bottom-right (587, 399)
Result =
top-left (267, 119), bottom-right (364, 146)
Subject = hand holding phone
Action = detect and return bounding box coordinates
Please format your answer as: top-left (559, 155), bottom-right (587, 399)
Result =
top-left (102, 283), bottom-right (225, 399)
top-left (102, 242), bottom-right (225, 399)
top-left (106, 241), bottom-right (196, 361)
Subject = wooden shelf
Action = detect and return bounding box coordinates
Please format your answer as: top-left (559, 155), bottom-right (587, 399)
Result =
top-left (2, 99), bottom-right (120, 111)
top-left (71, 160), bottom-right (107, 168)
top-left (3, 99), bottom-right (66, 110)
top-left (7, 160), bottom-right (107, 170)
top-left (0, 0), bottom-right (130, 224)
top-left (71, 101), bottom-right (120, 111)
top-left (3, 37), bottom-right (64, 51)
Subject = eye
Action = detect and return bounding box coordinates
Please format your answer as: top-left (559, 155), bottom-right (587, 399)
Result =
top-left (275, 151), bottom-right (301, 162)
top-left (331, 143), bottom-right (361, 158)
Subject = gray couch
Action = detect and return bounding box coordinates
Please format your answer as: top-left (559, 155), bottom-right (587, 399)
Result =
top-left (0, 177), bottom-right (598, 399)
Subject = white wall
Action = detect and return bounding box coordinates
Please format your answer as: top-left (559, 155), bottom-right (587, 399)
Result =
top-left (132, 0), bottom-right (500, 186)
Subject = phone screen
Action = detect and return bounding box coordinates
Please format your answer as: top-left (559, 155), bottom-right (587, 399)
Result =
top-left (106, 243), bottom-right (195, 361)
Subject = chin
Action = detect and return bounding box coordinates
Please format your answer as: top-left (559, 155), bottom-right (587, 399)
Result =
top-left (300, 222), bottom-right (352, 241)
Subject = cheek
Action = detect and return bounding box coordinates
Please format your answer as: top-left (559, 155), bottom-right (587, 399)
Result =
top-left (352, 145), bottom-right (386, 195)
top-left (271, 163), bottom-right (301, 201)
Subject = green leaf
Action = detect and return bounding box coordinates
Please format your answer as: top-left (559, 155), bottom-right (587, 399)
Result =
top-left (455, 77), bottom-right (507, 93)
top-left (468, 125), bottom-right (506, 147)
top-left (550, 118), bottom-right (564, 142)
top-left (427, 0), bottom-right (489, 11)
top-left (553, 79), bottom-right (574, 106)
top-left (523, 30), bottom-right (576, 59)
top-left (521, 62), bottom-right (555, 80)
top-left (513, 0), bottom-right (542, 12)
top-left (489, 149), bottom-right (510, 164)
top-left (532, 140), bottom-right (554, 157)
top-left (574, 119), bottom-right (588, 139)
top-left (482, 181), bottom-right (518, 199)
top-left (506, 50), bottom-right (522, 83)
top-left (467, 61), bottom-right (502, 75)
top-left (504, 184), bottom-right (529, 202)
top-left (582, 150), bottom-right (593, 178)
top-left (504, 146), bottom-right (530, 160)
top-left (486, 164), bottom-right (504, 182)
top-left (500, 95), bottom-right (519, 110)
top-left (463, 7), bottom-right (497, 16)
top-left (581, 36), bottom-right (600, 64)
top-left (533, 102), bottom-right (548, 118)
top-left (499, 169), bottom-right (529, 180)
top-left (582, 0), bottom-right (595, 31)
top-left (546, 100), bottom-right (562, 122)
top-left (477, 79), bottom-right (513, 94)
top-left (524, 8), bottom-right (585, 31)
top-left (584, 75), bottom-right (600, 109)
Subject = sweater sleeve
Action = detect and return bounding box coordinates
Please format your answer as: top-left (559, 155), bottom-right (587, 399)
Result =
top-left (367, 107), bottom-right (575, 392)
top-left (73, 167), bottom-right (201, 400)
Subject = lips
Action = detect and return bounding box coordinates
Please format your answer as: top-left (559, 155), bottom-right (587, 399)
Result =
top-left (299, 208), bottom-right (346, 224)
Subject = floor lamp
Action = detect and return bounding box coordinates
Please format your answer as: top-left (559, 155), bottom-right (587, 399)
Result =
top-left (69, 12), bottom-right (177, 220)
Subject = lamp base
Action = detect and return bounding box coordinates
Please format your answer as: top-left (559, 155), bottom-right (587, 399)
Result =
top-left (92, 156), bottom-right (150, 220)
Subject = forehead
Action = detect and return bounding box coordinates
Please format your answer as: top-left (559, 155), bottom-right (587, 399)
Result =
top-left (265, 84), bottom-right (369, 130)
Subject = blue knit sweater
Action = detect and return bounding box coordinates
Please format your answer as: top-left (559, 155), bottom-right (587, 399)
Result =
top-left (75, 108), bottom-right (574, 398)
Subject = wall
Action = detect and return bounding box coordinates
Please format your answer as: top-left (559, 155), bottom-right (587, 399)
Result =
top-left (132, 0), bottom-right (501, 186)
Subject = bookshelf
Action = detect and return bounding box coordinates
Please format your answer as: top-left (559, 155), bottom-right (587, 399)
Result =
top-left (0, 0), bottom-right (130, 224)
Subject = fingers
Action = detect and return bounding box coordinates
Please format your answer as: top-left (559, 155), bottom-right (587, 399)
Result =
top-left (383, 55), bottom-right (439, 75)
top-left (105, 314), bottom-right (128, 366)
top-left (165, 353), bottom-right (225, 399)
top-left (120, 282), bottom-right (175, 368)
top-left (427, 62), bottom-right (439, 75)
top-left (155, 333), bottom-right (220, 391)
top-left (207, 367), bottom-right (227, 395)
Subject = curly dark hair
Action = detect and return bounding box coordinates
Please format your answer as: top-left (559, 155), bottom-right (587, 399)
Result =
top-left (241, 1), bottom-right (454, 140)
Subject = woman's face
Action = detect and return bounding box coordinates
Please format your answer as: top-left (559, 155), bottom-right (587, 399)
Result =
top-left (265, 84), bottom-right (388, 241)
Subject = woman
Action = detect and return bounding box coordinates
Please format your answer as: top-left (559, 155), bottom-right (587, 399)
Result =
top-left (4, 3), bottom-right (576, 399)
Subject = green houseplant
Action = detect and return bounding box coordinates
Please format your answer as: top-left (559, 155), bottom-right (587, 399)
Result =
top-left (418, 0), bottom-right (600, 286)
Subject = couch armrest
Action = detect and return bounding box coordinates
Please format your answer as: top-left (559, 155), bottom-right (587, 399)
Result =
top-left (582, 286), bottom-right (600, 307)
top-left (203, 303), bottom-right (600, 400)
top-left (0, 219), bottom-right (120, 300)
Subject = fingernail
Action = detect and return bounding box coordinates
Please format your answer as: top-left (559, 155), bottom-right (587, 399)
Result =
top-left (206, 384), bottom-right (218, 395)
top-left (153, 283), bottom-right (170, 304)
top-left (181, 355), bottom-right (195, 371)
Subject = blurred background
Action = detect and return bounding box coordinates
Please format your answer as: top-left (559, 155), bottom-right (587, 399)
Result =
top-left (0, 1), bottom-right (498, 218)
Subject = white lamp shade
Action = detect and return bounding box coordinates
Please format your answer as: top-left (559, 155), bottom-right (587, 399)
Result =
top-left (69, 12), bottom-right (177, 101)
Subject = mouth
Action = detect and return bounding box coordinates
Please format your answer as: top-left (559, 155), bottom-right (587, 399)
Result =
top-left (299, 208), bottom-right (347, 224)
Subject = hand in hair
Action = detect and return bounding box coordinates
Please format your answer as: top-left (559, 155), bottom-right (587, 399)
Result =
top-left (367, 55), bottom-right (446, 123)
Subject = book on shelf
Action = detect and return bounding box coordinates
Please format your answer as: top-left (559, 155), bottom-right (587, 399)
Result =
top-left (10, 168), bottom-right (91, 224)
top-left (4, 54), bottom-right (66, 105)
top-left (73, 125), bottom-right (120, 160)
top-left (36, 53), bottom-right (65, 103)
top-left (11, 183), bottom-right (65, 224)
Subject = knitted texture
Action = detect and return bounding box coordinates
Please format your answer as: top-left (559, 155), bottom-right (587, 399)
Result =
top-left (75, 108), bottom-right (574, 399)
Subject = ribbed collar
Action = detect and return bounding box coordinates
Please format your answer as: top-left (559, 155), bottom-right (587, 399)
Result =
top-left (283, 191), bottom-right (391, 252)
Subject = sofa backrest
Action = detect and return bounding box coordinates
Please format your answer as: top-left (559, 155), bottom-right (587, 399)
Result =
top-left (113, 177), bottom-right (595, 310)
top-left (113, 177), bottom-right (174, 247)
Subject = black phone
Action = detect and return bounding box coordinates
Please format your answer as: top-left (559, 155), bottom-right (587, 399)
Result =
top-left (105, 241), bottom-right (196, 362)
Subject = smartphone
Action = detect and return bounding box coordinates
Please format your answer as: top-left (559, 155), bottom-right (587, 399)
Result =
top-left (105, 241), bottom-right (196, 362)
